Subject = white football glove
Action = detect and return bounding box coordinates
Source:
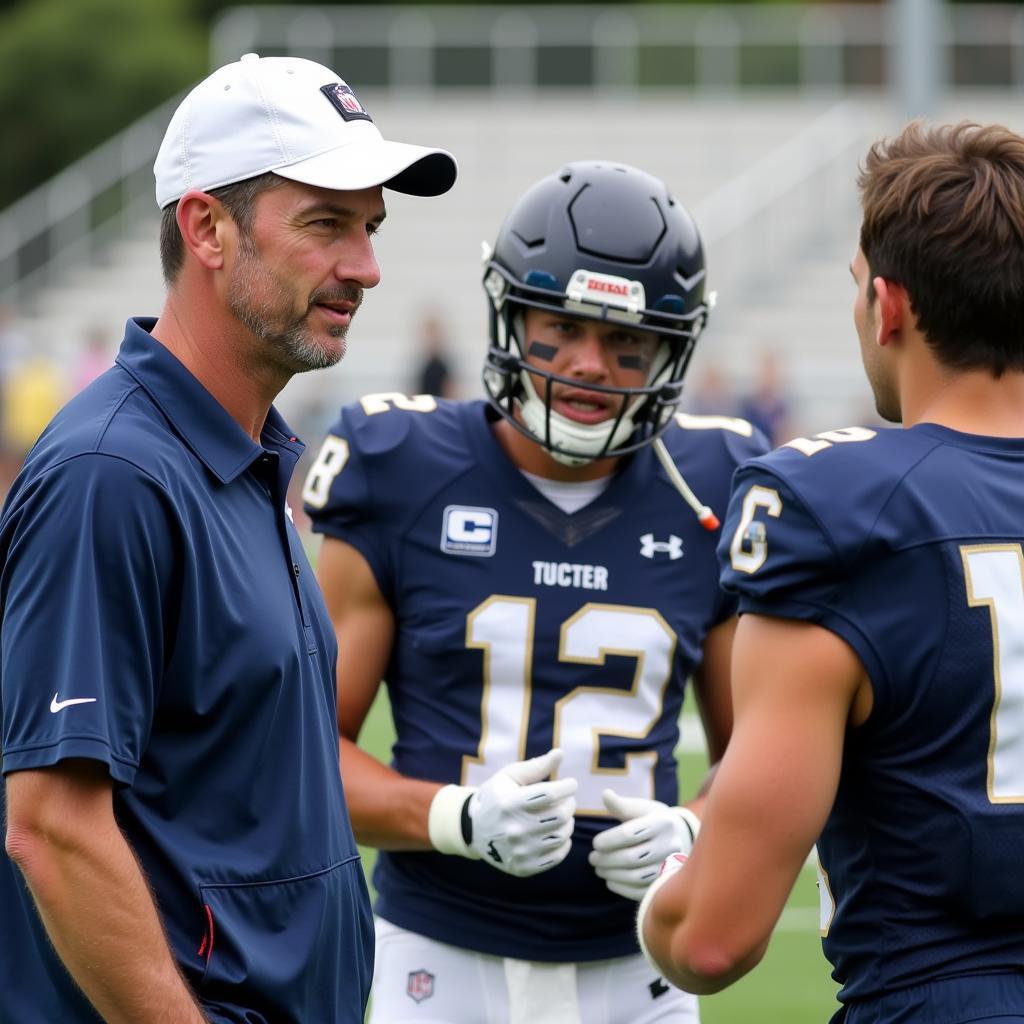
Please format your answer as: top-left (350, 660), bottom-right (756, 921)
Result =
top-left (427, 748), bottom-right (578, 878)
top-left (588, 789), bottom-right (700, 901)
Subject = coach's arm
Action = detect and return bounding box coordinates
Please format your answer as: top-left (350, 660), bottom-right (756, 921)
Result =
top-left (5, 760), bottom-right (208, 1024)
top-left (637, 614), bottom-right (869, 993)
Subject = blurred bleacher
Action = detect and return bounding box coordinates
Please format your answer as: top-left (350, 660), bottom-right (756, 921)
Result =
top-left (3, 3), bottom-right (1024, 444)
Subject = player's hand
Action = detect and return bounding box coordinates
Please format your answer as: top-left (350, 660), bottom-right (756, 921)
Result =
top-left (636, 849), bottom-right (690, 973)
top-left (588, 789), bottom-right (700, 901)
top-left (427, 748), bottom-right (578, 878)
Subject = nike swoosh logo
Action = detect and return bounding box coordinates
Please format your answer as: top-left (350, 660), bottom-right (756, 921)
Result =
top-left (50, 694), bottom-right (98, 713)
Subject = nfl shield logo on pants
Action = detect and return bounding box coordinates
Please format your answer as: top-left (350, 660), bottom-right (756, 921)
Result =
top-left (407, 969), bottom-right (435, 1003)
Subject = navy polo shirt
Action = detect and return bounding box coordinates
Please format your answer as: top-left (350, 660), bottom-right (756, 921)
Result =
top-left (0, 318), bottom-right (372, 1023)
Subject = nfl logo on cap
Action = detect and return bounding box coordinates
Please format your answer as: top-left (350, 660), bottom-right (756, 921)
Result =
top-left (320, 81), bottom-right (372, 122)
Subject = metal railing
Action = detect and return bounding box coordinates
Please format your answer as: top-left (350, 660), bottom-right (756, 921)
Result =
top-left (3, 3), bottom-right (1023, 308)
top-left (695, 97), bottom-right (866, 251)
top-left (0, 97), bottom-right (179, 306)
top-left (211, 3), bottom-right (1024, 92)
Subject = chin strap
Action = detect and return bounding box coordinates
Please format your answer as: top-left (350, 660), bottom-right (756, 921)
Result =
top-left (653, 437), bottom-right (720, 531)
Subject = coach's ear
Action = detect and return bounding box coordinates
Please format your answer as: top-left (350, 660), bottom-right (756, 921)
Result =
top-left (872, 276), bottom-right (910, 348)
top-left (176, 189), bottom-right (231, 271)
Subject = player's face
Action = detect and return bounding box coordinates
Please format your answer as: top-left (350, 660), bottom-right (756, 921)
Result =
top-left (520, 308), bottom-right (658, 426)
top-left (225, 181), bottom-right (384, 374)
top-left (851, 247), bottom-right (900, 423)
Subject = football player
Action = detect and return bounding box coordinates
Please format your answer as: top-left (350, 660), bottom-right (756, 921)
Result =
top-left (638, 121), bottom-right (1024, 1023)
top-left (304, 161), bottom-right (767, 1024)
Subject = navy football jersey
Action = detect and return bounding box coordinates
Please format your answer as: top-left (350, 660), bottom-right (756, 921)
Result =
top-left (306, 397), bottom-right (766, 961)
top-left (718, 423), bottom-right (1024, 1005)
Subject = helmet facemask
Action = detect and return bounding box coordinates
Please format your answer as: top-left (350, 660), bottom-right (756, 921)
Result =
top-left (481, 161), bottom-right (709, 467)
top-left (483, 262), bottom-right (705, 466)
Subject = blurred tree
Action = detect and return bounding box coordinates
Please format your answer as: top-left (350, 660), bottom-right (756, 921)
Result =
top-left (0, 0), bottom-right (206, 208)
top-left (0, 0), bottom-right (1019, 209)
top-left (192, 0), bottom-right (810, 13)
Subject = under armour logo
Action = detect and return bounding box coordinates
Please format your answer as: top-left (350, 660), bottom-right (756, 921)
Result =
top-left (639, 533), bottom-right (684, 560)
top-left (486, 841), bottom-right (503, 863)
top-left (649, 978), bottom-right (670, 999)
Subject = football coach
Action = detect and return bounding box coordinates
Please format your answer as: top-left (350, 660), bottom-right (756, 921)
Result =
top-left (0, 54), bottom-right (456, 1023)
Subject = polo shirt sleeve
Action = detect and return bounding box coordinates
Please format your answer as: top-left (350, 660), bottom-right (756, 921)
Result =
top-left (2, 453), bottom-right (179, 784)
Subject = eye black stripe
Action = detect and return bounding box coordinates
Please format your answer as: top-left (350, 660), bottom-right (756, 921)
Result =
top-left (527, 341), bottom-right (558, 362)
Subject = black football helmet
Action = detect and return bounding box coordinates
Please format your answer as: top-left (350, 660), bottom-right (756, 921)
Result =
top-left (482, 160), bottom-right (709, 465)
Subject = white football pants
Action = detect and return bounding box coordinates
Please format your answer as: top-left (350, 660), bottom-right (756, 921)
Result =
top-left (369, 917), bottom-right (700, 1024)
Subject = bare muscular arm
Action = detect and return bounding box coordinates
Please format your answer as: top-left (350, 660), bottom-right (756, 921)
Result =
top-left (317, 536), bottom-right (441, 849)
top-left (5, 760), bottom-right (208, 1024)
top-left (640, 614), bottom-right (869, 993)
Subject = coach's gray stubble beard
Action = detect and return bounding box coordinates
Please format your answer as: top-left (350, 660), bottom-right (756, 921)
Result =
top-left (226, 242), bottom-right (358, 375)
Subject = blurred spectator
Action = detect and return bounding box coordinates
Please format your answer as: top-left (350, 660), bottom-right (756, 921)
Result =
top-left (738, 350), bottom-right (793, 446)
top-left (413, 309), bottom-right (456, 398)
top-left (73, 325), bottom-right (114, 393)
top-left (0, 305), bottom-right (30, 495)
top-left (685, 363), bottom-right (736, 417)
top-left (0, 304), bottom-right (28, 366)
top-left (3, 352), bottom-right (67, 460)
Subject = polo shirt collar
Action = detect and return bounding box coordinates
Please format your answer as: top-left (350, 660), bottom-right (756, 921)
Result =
top-left (115, 317), bottom-right (303, 484)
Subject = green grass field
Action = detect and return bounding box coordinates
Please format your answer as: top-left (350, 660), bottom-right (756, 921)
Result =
top-left (354, 689), bottom-right (841, 1023)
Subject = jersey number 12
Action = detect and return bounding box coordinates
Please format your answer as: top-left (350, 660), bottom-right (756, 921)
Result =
top-left (463, 596), bottom-right (677, 815)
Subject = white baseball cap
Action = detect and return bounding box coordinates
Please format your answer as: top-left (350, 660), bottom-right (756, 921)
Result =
top-left (154, 53), bottom-right (458, 208)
